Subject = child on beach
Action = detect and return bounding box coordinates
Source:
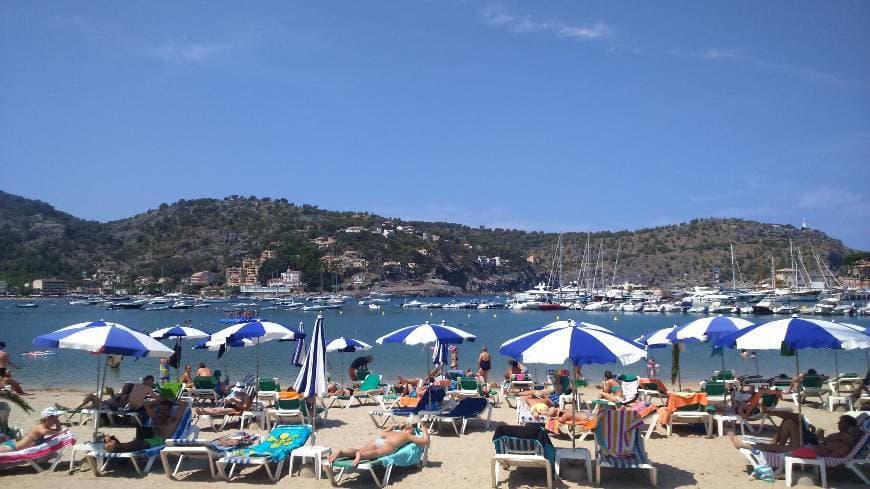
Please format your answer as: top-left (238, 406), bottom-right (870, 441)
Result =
top-left (159, 357), bottom-right (170, 383)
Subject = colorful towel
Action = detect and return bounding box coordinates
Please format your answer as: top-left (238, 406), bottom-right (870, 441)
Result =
top-left (233, 425), bottom-right (311, 461)
top-left (597, 408), bottom-right (644, 459)
top-left (0, 431), bottom-right (76, 464)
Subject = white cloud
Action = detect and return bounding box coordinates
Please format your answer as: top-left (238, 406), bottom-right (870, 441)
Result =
top-left (143, 39), bottom-right (246, 63)
top-left (481, 4), bottom-right (611, 42)
top-left (557, 21), bottom-right (611, 40)
top-left (699, 48), bottom-right (740, 60)
top-left (796, 187), bottom-right (865, 211)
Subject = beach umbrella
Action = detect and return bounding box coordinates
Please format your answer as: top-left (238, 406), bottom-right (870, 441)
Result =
top-left (211, 320), bottom-right (301, 381)
top-left (432, 340), bottom-right (450, 370)
top-left (33, 320), bottom-right (173, 442)
top-left (668, 315), bottom-right (755, 373)
top-left (377, 320), bottom-right (475, 375)
top-left (376, 320), bottom-right (476, 345)
top-left (837, 322), bottom-right (870, 373)
top-left (150, 324), bottom-right (208, 381)
top-left (635, 326), bottom-right (676, 349)
top-left (499, 321), bottom-right (646, 448)
top-left (287, 322), bottom-right (306, 368)
top-left (326, 337), bottom-right (373, 386)
top-left (293, 314), bottom-right (328, 443)
top-left (715, 315), bottom-right (870, 445)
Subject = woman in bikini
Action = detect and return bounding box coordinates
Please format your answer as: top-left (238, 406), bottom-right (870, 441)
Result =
top-left (598, 370), bottom-right (622, 402)
top-left (328, 423), bottom-right (430, 467)
top-left (0, 407), bottom-right (64, 452)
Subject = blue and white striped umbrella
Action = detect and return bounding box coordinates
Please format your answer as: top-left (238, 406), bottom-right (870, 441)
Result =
top-left (432, 340), bottom-right (450, 366)
top-left (636, 326), bottom-right (676, 349)
top-left (212, 320), bottom-right (299, 344)
top-left (293, 315), bottom-right (328, 398)
top-left (193, 335), bottom-right (256, 351)
top-left (715, 316), bottom-right (870, 351)
top-left (326, 337), bottom-right (373, 352)
top-left (376, 320), bottom-right (476, 346)
top-left (34, 320), bottom-right (174, 358)
top-left (150, 324), bottom-right (208, 340)
top-left (668, 315), bottom-right (755, 343)
top-left (290, 322), bottom-right (306, 368)
top-left (500, 322), bottom-right (646, 366)
top-left (541, 319), bottom-right (613, 333)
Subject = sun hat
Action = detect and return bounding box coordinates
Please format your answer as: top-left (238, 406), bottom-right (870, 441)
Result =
top-left (41, 406), bottom-right (64, 418)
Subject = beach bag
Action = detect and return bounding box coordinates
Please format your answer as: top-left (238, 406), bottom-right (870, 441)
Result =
top-left (752, 464), bottom-right (775, 482)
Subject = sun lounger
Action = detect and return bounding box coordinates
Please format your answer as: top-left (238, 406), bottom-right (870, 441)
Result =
top-left (791, 374), bottom-right (826, 407)
top-left (197, 383), bottom-right (258, 431)
top-left (87, 406), bottom-right (195, 476)
top-left (192, 376), bottom-right (219, 405)
top-left (425, 397), bottom-right (491, 436)
top-left (159, 432), bottom-right (260, 480)
top-left (595, 407), bottom-right (657, 487)
top-left (324, 428), bottom-right (429, 488)
top-left (0, 431), bottom-right (77, 473)
top-left (257, 378), bottom-right (280, 407)
top-left (368, 387), bottom-right (445, 429)
top-left (344, 374), bottom-right (383, 408)
top-left (738, 415), bottom-right (870, 487)
top-left (491, 424), bottom-right (555, 489)
top-left (216, 424), bottom-right (311, 482)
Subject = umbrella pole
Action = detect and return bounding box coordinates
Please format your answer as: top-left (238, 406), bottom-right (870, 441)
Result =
top-left (834, 350), bottom-right (840, 396)
top-left (754, 352), bottom-right (760, 377)
top-left (796, 350), bottom-right (803, 448)
top-left (93, 356), bottom-right (108, 443)
top-left (256, 337), bottom-right (260, 383)
top-left (176, 338), bottom-right (181, 382)
top-left (571, 363), bottom-right (577, 450)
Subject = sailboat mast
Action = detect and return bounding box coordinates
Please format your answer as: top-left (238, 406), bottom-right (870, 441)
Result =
top-left (730, 243), bottom-right (737, 290)
top-left (611, 239), bottom-right (621, 287)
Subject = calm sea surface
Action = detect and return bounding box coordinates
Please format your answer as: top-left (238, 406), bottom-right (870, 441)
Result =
top-left (2, 298), bottom-right (868, 390)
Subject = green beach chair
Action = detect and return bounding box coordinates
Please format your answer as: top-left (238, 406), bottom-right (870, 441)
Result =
top-left (257, 377), bottom-right (280, 406)
top-left (192, 376), bottom-right (218, 404)
top-left (347, 374), bottom-right (383, 408)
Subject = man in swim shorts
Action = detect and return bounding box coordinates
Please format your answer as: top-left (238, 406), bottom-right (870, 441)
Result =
top-left (103, 395), bottom-right (187, 452)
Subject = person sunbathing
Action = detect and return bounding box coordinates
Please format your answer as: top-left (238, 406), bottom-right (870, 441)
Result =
top-left (730, 414), bottom-right (861, 457)
top-left (60, 383), bottom-right (133, 413)
top-left (396, 376), bottom-right (424, 395)
top-left (731, 388), bottom-right (781, 418)
top-left (328, 423), bottom-right (429, 467)
top-left (598, 370), bottom-right (622, 402)
top-left (0, 407), bottom-right (65, 452)
top-left (103, 396), bottom-right (188, 452)
top-left (327, 381), bottom-right (353, 397)
top-left (194, 388), bottom-right (250, 417)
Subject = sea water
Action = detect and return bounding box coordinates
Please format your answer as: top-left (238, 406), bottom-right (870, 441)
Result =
top-left (1, 298), bottom-right (867, 390)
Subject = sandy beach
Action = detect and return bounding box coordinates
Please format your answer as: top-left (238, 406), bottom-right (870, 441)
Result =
top-left (2, 384), bottom-right (867, 488)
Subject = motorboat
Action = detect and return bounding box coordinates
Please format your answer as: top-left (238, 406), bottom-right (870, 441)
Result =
top-left (402, 300), bottom-right (425, 308)
top-left (170, 301), bottom-right (193, 309)
top-left (686, 304), bottom-right (708, 314)
top-left (16, 303), bottom-right (38, 308)
top-left (67, 300), bottom-right (89, 305)
top-left (773, 304), bottom-right (799, 315)
top-left (192, 303), bottom-right (210, 308)
top-left (537, 302), bottom-right (567, 311)
top-left (751, 298), bottom-right (776, 315)
top-left (420, 302), bottom-right (443, 309)
top-left (662, 303), bottom-right (685, 313)
top-left (368, 303), bottom-right (381, 310)
top-left (583, 302), bottom-right (609, 311)
top-left (642, 303), bottom-right (661, 313)
top-left (709, 302), bottom-right (737, 314)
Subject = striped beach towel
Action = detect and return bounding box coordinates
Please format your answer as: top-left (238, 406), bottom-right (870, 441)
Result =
top-left (595, 408), bottom-right (648, 467)
top-left (0, 431), bottom-right (77, 465)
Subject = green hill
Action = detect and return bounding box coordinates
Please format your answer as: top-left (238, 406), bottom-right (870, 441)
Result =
top-left (0, 190), bottom-right (857, 294)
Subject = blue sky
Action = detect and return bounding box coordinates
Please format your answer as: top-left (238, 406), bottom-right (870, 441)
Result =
top-left (1, 2), bottom-right (868, 248)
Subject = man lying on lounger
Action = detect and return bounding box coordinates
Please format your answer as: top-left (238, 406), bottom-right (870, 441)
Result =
top-left (328, 422), bottom-right (429, 467)
top-left (0, 407), bottom-right (65, 452)
top-left (194, 385), bottom-right (250, 417)
top-left (103, 394), bottom-right (187, 452)
top-left (730, 414), bottom-right (861, 457)
top-left (521, 395), bottom-right (593, 423)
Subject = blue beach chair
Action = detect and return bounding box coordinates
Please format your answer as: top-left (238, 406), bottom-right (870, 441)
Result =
top-left (368, 386), bottom-right (446, 428)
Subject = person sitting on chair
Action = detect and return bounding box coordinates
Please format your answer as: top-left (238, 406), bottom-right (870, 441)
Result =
top-left (0, 407), bottom-right (64, 452)
top-left (103, 395), bottom-right (188, 452)
top-left (328, 422), bottom-right (429, 468)
top-left (731, 414), bottom-right (862, 457)
top-left (196, 362), bottom-right (212, 378)
top-left (598, 370), bottom-right (622, 402)
top-left (194, 387), bottom-right (250, 417)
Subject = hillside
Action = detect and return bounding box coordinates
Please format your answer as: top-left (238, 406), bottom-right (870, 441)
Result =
top-left (0, 190), bottom-right (858, 294)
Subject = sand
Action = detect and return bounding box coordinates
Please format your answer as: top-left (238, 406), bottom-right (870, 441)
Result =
top-left (1, 385), bottom-right (867, 488)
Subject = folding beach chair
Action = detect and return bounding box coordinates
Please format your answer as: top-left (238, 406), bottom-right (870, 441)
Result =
top-left (345, 374), bottom-right (383, 408)
top-left (425, 397), bottom-right (491, 436)
top-left (192, 376), bottom-right (218, 405)
top-left (368, 387), bottom-right (445, 429)
top-left (491, 424), bottom-right (555, 489)
top-left (87, 406), bottom-right (195, 476)
top-left (594, 407), bottom-right (657, 487)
